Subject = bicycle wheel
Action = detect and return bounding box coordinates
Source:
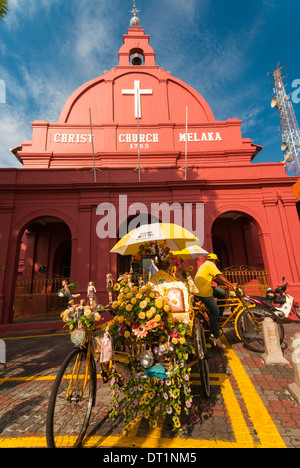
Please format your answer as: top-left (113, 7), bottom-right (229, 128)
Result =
top-left (236, 306), bottom-right (284, 353)
top-left (46, 347), bottom-right (97, 448)
top-left (193, 318), bottom-right (210, 399)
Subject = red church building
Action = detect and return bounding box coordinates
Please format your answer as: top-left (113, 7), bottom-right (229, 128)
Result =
top-left (0, 14), bottom-right (299, 327)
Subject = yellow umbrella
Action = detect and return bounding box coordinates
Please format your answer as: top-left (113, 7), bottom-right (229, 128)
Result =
top-left (110, 223), bottom-right (199, 256)
top-left (171, 245), bottom-right (208, 259)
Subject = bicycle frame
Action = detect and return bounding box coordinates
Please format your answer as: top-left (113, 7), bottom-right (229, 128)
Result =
top-left (194, 292), bottom-right (259, 341)
top-left (66, 330), bottom-right (93, 400)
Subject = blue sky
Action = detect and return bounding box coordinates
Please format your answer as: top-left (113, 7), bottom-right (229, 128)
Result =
top-left (0, 0), bottom-right (300, 169)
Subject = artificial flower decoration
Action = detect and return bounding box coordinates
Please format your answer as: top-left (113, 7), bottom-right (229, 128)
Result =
top-left (108, 274), bottom-right (194, 433)
top-left (61, 303), bottom-right (105, 332)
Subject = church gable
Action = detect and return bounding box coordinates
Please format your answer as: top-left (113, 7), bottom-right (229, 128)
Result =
top-left (14, 20), bottom-right (259, 169)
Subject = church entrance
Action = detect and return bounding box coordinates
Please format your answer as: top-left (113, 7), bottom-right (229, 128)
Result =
top-left (211, 211), bottom-right (264, 270)
top-left (12, 216), bottom-right (72, 322)
top-left (211, 211), bottom-right (269, 295)
top-left (116, 213), bottom-right (161, 283)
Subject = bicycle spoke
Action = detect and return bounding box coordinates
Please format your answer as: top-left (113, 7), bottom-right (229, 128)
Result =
top-left (47, 348), bottom-right (96, 448)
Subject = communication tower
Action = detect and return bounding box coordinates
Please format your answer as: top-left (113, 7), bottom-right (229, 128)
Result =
top-left (268, 63), bottom-right (300, 177)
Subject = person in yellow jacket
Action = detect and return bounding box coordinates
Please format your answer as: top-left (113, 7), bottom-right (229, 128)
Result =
top-left (194, 253), bottom-right (234, 349)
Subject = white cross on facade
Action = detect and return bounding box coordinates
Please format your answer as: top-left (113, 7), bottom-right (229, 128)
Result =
top-left (122, 80), bottom-right (152, 119)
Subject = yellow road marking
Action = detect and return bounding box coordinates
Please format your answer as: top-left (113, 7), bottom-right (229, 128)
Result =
top-left (1, 333), bottom-right (68, 341)
top-left (0, 375), bottom-right (104, 385)
top-left (0, 338), bottom-right (287, 448)
top-left (221, 335), bottom-right (286, 448)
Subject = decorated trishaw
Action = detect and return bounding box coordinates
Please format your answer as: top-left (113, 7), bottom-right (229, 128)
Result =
top-left (46, 223), bottom-right (212, 448)
top-left (46, 223), bottom-right (282, 448)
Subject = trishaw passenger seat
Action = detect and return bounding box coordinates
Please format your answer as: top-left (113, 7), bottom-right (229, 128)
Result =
top-left (151, 272), bottom-right (191, 324)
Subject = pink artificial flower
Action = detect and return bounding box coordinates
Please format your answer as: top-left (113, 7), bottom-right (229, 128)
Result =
top-left (146, 319), bottom-right (159, 330)
top-left (132, 324), bottom-right (148, 338)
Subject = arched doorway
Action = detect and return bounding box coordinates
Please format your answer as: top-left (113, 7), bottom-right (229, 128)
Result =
top-left (52, 240), bottom-right (72, 279)
top-left (211, 211), bottom-right (264, 270)
top-left (13, 216), bottom-right (72, 322)
top-left (211, 211), bottom-right (268, 295)
top-left (116, 213), bottom-right (161, 281)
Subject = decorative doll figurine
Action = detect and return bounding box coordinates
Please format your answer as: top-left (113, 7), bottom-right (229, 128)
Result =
top-left (76, 299), bottom-right (85, 318)
top-left (87, 281), bottom-right (97, 310)
top-left (127, 272), bottom-right (132, 288)
top-left (100, 326), bottom-right (114, 364)
top-left (139, 276), bottom-right (145, 287)
top-left (61, 279), bottom-right (73, 302)
top-left (106, 273), bottom-right (114, 303)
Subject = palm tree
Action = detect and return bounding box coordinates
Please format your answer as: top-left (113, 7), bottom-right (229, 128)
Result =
top-left (0, 0), bottom-right (8, 20)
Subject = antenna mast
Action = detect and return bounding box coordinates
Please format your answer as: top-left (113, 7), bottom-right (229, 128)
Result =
top-left (268, 63), bottom-right (300, 177)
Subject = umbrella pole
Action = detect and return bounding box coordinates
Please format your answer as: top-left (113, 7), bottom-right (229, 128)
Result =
top-left (179, 106), bottom-right (188, 180)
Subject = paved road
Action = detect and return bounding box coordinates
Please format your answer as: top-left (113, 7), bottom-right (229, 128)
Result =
top-left (0, 321), bottom-right (300, 449)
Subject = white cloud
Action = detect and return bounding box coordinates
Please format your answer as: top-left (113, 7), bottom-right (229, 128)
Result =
top-left (0, 0), bottom-right (282, 169)
top-left (65, 1), bottom-right (123, 77)
top-left (21, 65), bottom-right (73, 122)
top-left (164, 0), bottom-right (199, 15)
top-left (0, 105), bottom-right (30, 167)
top-left (3, 0), bottom-right (60, 29)
top-left (0, 0), bottom-right (124, 168)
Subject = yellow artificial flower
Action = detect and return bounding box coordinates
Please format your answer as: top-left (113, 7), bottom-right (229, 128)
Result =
top-left (146, 309), bottom-right (154, 319)
top-left (155, 299), bottom-right (163, 309)
top-left (111, 301), bottom-right (119, 309)
top-left (174, 419), bottom-right (181, 428)
top-left (179, 337), bottom-right (186, 345)
top-left (136, 293), bottom-right (143, 300)
top-left (172, 390), bottom-right (180, 399)
top-left (126, 304), bottom-right (133, 312)
top-left (139, 311), bottom-right (146, 320)
top-left (140, 300), bottom-right (147, 309)
top-left (154, 314), bottom-right (161, 323)
top-left (172, 338), bottom-right (178, 345)
top-left (131, 297), bottom-right (137, 305)
top-left (60, 311), bottom-right (69, 322)
top-left (84, 308), bottom-right (92, 317)
top-left (124, 330), bottom-right (131, 339)
top-left (163, 304), bottom-right (170, 312)
top-left (174, 403), bottom-right (181, 413)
